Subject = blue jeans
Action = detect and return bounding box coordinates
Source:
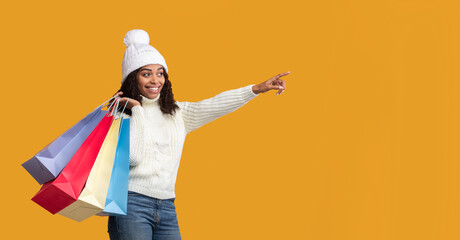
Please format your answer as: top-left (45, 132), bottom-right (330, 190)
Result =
top-left (108, 191), bottom-right (181, 240)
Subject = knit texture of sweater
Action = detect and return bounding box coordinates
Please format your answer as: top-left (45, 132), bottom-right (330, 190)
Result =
top-left (127, 85), bottom-right (258, 199)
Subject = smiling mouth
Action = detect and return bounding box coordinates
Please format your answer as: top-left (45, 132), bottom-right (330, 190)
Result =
top-left (146, 86), bottom-right (161, 94)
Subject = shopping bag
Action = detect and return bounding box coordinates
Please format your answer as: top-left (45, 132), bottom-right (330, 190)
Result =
top-left (58, 117), bottom-right (122, 221)
top-left (99, 118), bottom-right (130, 217)
top-left (31, 114), bottom-right (114, 214)
top-left (22, 106), bottom-right (107, 184)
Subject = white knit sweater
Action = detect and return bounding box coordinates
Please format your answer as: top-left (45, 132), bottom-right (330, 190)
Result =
top-left (127, 85), bottom-right (258, 199)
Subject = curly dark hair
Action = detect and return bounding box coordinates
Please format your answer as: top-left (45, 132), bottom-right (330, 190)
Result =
top-left (112, 67), bottom-right (179, 116)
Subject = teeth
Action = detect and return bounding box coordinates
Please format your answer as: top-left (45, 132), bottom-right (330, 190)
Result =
top-left (149, 87), bottom-right (159, 90)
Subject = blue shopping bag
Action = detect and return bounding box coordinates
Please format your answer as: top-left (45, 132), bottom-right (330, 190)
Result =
top-left (22, 105), bottom-right (108, 185)
top-left (99, 117), bottom-right (130, 216)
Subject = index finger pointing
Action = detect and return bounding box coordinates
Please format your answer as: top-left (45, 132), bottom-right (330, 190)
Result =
top-left (275, 71), bottom-right (290, 79)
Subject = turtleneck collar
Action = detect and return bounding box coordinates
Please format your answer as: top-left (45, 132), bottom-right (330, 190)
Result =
top-left (141, 94), bottom-right (160, 106)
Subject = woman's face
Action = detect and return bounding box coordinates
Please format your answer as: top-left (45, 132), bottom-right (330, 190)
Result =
top-left (136, 64), bottom-right (166, 99)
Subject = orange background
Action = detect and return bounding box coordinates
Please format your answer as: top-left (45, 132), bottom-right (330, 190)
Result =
top-left (1, 0), bottom-right (460, 239)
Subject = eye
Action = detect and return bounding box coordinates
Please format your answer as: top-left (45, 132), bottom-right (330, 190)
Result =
top-left (157, 72), bottom-right (164, 77)
top-left (142, 72), bottom-right (151, 77)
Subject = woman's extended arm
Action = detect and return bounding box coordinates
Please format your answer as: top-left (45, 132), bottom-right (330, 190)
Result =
top-left (180, 71), bottom-right (289, 133)
top-left (179, 85), bottom-right (258, 133)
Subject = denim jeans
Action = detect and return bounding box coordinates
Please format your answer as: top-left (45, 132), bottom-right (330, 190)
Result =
top-left (108, 191), bottom-right (181, 240)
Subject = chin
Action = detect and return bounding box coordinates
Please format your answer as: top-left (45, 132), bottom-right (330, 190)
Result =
top-left (146, 94), bottom-right (159, 99)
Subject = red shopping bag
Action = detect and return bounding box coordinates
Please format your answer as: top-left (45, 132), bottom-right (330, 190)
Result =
top-left (31, 114), bottom-right (114, 214)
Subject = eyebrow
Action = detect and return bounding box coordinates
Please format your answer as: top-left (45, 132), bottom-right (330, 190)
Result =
top-left (140, 67), bottom-right (164, 71)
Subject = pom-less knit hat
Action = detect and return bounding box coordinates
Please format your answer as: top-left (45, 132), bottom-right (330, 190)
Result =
top-left (121, 29), bottom-right (168, 84)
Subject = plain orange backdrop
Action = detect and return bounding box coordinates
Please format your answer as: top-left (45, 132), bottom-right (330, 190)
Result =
top-left (1, 0), bottom-right (460, 239)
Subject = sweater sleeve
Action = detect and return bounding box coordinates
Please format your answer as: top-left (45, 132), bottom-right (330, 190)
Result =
top-left (179, 85), bottom-right (258, 133)
top-left (129, 105), bottom-right (145, 166)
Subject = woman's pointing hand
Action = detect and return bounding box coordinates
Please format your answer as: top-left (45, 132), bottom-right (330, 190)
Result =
top-left (252, 71), bottom-right (289, 95)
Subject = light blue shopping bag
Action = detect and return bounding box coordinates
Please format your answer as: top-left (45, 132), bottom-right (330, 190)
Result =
top-left (99, 117), bottom-right (130, 216)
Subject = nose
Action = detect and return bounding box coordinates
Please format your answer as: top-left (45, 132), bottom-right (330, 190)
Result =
top-left (150, 76), bottom-right (160, 84)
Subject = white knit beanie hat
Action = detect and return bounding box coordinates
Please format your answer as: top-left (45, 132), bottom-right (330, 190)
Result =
top-left (121, 29), bottom-right (168, 84)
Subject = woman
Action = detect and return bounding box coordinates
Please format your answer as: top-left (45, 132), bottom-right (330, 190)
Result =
top-left (108, 29), bottom-right (288, 240)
